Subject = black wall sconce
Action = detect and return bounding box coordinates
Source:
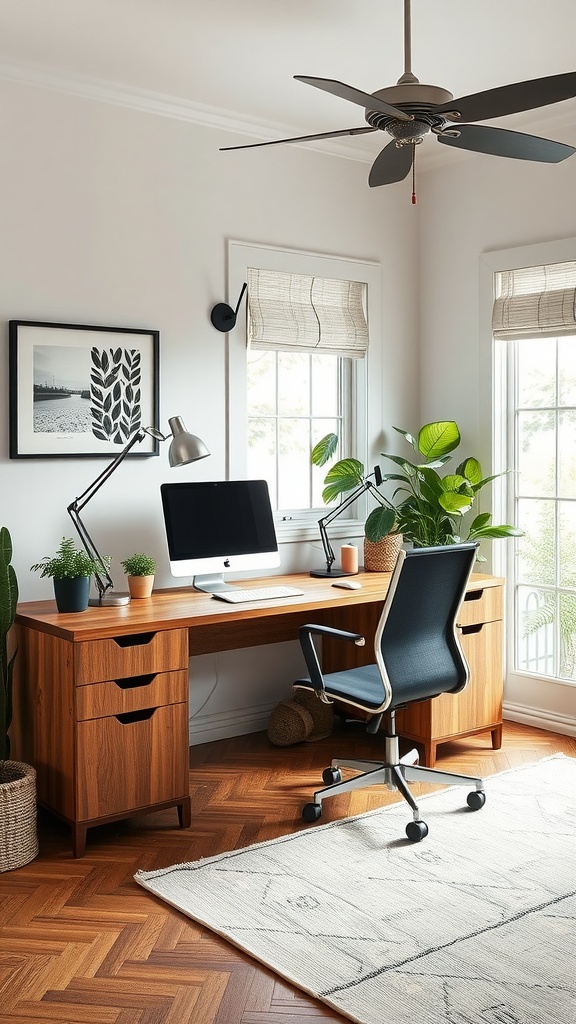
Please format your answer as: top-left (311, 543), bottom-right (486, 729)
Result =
top-left (210, 282), bottom-right (247, 332)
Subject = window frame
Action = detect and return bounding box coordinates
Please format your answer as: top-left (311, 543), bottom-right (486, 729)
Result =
top-left (480, 236), bottom-right (576, 709)
top-left (227, 240), bottom-right (382, 541)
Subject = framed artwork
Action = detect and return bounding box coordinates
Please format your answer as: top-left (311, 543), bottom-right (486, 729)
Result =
top-left (9, 321), bottom-right (160, 458)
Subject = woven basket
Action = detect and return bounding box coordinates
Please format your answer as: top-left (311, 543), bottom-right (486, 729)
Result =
top-left (268, 700), bottom-right (314, 746)
top-left (364, 533), bottom-right (403, 572)
top-left (0, 761), bottom-right (39, 872)
top-left (293, 689), bottom-right (334, 741)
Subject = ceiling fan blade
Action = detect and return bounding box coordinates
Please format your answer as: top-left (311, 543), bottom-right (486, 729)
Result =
top-left (294, 76), bottom-right (411, 122)
top-left (369, 142), bottom-right (414, 187)
top-left (437, 124), bottom-right (576, 163)
top-left (220, 126), bottom-right (377, 152)
top-left (434, 71), bottom-right (576, 123)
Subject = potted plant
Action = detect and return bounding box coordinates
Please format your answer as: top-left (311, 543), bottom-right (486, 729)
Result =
top-left (380, 420), bottom-right (523, 551)
top-left (0, 525), bottom-right (39, 871)
top-left (121, 552), bottom-right (157, 599)
top-left (30, 537), bottom-right (107, 612)
top-left (311, 434), bottom-right (401, 571)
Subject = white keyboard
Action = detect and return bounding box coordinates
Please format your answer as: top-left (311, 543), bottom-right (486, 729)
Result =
top-left (212, 585), bottom-right (305, 604)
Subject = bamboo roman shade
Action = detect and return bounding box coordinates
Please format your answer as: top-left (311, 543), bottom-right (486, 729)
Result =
top-left (247, 268), bottom-right (368, 357)
top-left (493, 261), bottom-right (576, 339)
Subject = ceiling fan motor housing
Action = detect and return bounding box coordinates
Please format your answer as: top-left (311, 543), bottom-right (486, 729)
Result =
top-left (366, 82), bottom-right (455, 144)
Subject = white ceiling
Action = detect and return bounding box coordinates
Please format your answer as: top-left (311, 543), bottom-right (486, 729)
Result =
top-left (1, 0), bottom-right (576, 165)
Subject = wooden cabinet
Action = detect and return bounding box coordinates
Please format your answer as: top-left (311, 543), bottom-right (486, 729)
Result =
top-left (15, 624), bottom-right (191, 856)
top-left (395, 579), bottom-right (503, 766)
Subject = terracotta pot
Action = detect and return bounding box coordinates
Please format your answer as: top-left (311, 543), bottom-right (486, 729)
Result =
top-left (127, 574), bottom-right (155, 599)
top-left (363, 533), bottom-right (403, 572)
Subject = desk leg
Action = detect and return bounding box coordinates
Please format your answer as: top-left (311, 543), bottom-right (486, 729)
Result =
top-left (73, 824), bottom-right (87, 859)
top-left (178, 796), bottom-right (192, 829)
top-left (491, 725), bottom-right (503, 750)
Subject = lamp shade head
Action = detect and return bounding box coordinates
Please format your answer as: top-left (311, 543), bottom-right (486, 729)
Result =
top-left (168, 416), bottom-right (210, 467)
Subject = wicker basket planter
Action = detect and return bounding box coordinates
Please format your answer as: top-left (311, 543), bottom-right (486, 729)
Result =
top-left (364, 533), bottom-right (404, 572)
top-left (0, 760), bottom-right (39, 872)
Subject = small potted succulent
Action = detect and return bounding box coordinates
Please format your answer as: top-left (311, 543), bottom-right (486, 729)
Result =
top-left (30, 537), bottom-right (107, 612)
top-left (121, 552), bottom-right (157, 599)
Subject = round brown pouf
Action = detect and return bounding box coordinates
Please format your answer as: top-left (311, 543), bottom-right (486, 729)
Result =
top-left (267, 700), bottom-right (314, 746)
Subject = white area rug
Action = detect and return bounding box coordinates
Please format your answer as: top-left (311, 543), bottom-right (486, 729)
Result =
top-left (135, 755), bottom-right (576, 1024)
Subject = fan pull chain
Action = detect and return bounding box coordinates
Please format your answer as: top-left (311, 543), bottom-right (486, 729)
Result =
top-left (411, 145), bottom-right (417, 204)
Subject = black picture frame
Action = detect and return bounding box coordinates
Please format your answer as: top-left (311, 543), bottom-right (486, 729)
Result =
top-left (9, 320), bottom-right (160, 458)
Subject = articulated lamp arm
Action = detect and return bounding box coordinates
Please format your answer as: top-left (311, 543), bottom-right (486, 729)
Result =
top-left (312, 477), bottom-right (387, 578)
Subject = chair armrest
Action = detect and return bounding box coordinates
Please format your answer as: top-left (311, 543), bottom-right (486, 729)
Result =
top-left (298, 623), bottom-right (366, 698)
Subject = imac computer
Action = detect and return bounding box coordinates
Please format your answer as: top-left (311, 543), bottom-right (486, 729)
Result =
top-left (160, 479), bottom-right (281, 595)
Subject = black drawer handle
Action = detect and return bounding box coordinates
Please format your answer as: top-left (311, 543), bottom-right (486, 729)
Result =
top-left (114, 674), bottom-right (156, 690)
top-left (115, 707), bottom-right (157, 724)
top-left (112, 632), bottom-right (156, 649)
top-left (464, 589), bottom-right (484, 603)
top-left (461, 623), bottom-right (484, 635)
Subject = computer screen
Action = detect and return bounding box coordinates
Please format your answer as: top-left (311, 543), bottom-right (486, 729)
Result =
top-left (160, 479), bottom-right (280, 593)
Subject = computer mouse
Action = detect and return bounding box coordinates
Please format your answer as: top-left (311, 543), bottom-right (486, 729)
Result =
top-left (332, 579), bottom-right (361, 590)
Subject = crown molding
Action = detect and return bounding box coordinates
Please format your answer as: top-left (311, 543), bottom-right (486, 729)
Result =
top-left (0, 59), bottom-right (374, 164)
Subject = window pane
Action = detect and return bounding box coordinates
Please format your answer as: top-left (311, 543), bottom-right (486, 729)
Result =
top-left (559, 592), bottom-right (576, 679)
top-left (558, 409), bottom-right (576, 497)
top-left (517, 337), bottom-right (556, 408)
top-left (278, 352), bottom-right (309, 416)
top-left (558, 336), bottom-right (576, 406)
top-left (517, 498), bottom-right (555, 586)
top-left (247, 350), bottom-right (275, 415)
top-left (517, 409), bottom-right (556, 497)
top-left (247, 417), bottom-right (277, 504)
top-left (312, 354), bottom-right (338, 415)
top-left (278, 419), bottom-right (311, 510)
top-left (558, 500), bottom-right (576, 588)
top-left (517, 585), bottom-right (555, 676)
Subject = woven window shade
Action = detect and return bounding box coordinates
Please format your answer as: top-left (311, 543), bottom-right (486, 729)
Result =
top-left (247, 268), bottom-right (368, 357)
top-left (493, 261), bottom-right (576, 339)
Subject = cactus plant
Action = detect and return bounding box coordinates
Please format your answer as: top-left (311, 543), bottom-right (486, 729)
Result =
top-left (0, 527), bottom-right (19, 761)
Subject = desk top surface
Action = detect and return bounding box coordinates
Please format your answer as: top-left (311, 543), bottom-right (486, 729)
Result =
top-left (15, 570), bottom-right (504, 643)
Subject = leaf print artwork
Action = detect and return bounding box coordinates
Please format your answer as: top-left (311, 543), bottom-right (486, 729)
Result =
top-left (90, 348), bottom-right (142, 443)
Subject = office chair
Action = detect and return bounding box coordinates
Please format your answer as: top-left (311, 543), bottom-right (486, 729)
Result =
top-left (296, 543), bottom-right (486, 841)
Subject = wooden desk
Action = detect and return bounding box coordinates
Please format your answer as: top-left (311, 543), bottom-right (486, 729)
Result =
top-left (13, 570), bottom-right (503, 855)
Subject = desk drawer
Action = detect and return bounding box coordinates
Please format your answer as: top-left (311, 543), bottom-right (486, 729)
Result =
top-left (457, 585), bottom-right (502, 627)
top-left (76, 670), bottom-right (188, 720)
top-left (74, 628), bottom-right (189, 684)
top-left (76, 701), bottom-right (189, 820)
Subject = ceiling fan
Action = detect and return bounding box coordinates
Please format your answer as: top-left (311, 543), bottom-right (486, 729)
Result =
top-left (221, 0), bottom-right (576, 200)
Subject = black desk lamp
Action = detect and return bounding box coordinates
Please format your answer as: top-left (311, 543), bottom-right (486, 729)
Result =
top-left (310, 468), bottom-right (389, 578)
top-left (67, 416), bottom-right (209, 606)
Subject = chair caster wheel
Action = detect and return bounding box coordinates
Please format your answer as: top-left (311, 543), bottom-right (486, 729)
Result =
top-left (322, 767), bottom-right (342, 785)
top-left (302, 803), bottom-right (322, 823)
top-left (406, 820), bottom-right (428, 842)
top-left (467, 790), bottom-right (486, 810)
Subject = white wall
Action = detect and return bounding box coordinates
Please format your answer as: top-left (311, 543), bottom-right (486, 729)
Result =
top-left (417, 135), bottom-right (576, 735)
top-left (0, 77), bottom-right (420, 741)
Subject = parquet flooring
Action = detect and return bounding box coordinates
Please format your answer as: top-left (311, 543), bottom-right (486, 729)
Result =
top-left (1, 720), bottom-right (575, 1024)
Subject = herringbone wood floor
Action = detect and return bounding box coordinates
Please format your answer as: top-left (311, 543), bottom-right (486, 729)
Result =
top-left (1, 720), bottom-right (575, 1024)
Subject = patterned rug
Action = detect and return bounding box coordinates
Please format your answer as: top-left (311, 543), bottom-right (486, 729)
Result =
top-left (135, 755), bottom-right (576, 1024)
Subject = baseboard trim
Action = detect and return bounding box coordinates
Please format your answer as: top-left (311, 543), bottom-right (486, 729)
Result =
top-left (503, 702), bottom-right (576, 738)
top-left (189, 702), bottom-right (277, 746)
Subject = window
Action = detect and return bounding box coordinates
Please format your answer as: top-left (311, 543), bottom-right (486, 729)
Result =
top-left (227, 242), bottom-right (382, 533)
top-left (492, 257), bottom-right (576, 688)
top-left (247, 348), bottom-right (352, 513)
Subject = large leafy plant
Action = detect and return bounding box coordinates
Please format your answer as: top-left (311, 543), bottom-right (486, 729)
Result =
top-left (311, 433), bottom-right (397, 542)
top-left (381, 420), bottom-right (523, 549)
top-left (0, 527), bottom-right (18, 761)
